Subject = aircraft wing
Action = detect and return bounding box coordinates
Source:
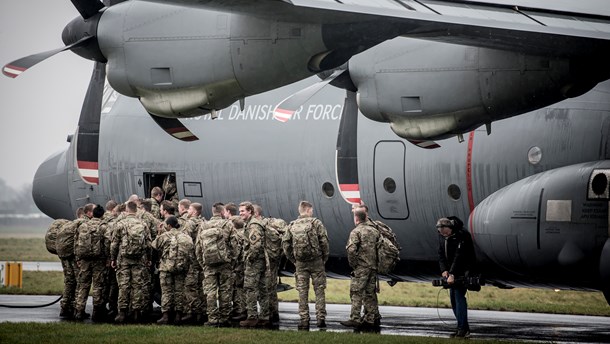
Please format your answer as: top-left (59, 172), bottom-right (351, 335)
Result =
top-left (141, 0), bottom-right (610, 57)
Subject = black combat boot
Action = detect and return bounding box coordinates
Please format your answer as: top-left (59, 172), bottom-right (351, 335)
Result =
top-left (115, 309), bottom-right (128, 324)
top-left (157, 312), bottom-right (170, 325)
top-left (180, 312), bottom-right (195, 324)
top-left (92, 306), bottom-right (107, 323)
top-left (174, 311), bottom-right (183, 325)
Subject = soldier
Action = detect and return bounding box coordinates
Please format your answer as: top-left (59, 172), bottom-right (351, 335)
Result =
top-left (162, 175), bottom-right (179, 205)
top-left (196, 202), bottom-right (239, 327)
top-left (238, 201), bottom-right (270, 328)
top-left (182, 201), bottom-right (207, 324)
top-left (282, 201), bottom-right (329, 330)
top-left (148, 186), bottom-right (164, 220)
top-left (254, 204), bottom-right (286, 324)
top-left (110, 201), bottom-right (152, 323)
top-left (56, 203), bottom-right (94, 319)
top-left (74, 205), bottom-right (109, 321)
top-left (105, 202), bottom-right (125, 319)
top-left (137, 198), bottom-right (161, 318)
top-left (341, 208), bottom-right (381, 330)
top-left (225, 203), bottom-right (247, 321)
top-left (152, 216), bottom-right (194, 325)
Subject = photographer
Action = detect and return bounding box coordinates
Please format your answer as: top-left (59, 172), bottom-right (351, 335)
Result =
top-left (437, 216), bottom-right (476, 338)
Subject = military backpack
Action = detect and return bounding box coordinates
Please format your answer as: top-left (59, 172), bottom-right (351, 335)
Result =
top-left (121, 221), bottom-right (147, 259)
top-left (377, 235), bottom-right (400, 275)
top-left (75, 220), bottom-right (105, 259)
top-left (371, 220), bottom-right (401, 251)
top-left (290, 218), bottom-right (320, 262)
top-left (45, 219), bottom-right (69, 255)
top-left (264, 218), bottom-right (286, 261)
top-left (164, 231), bottom-right (192, 273)
top-left (56, 220), bottom-right (81, 259)
top-left (200, 220), bottom-right (231, 266)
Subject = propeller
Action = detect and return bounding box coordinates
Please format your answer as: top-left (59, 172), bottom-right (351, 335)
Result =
top-left (147, 114), bottom-right (200, 142)
top-left (336, 91), bottom-right (361, 205)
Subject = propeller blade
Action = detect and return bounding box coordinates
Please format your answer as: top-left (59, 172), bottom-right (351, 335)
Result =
top-left (148, 114), bottom-right (200, 142)
top-left (2, 35), bottom-right (94, 79)
top-left (273, 69), bottom-right (346, 122)
top-left (70, 0), bottom-right (105, 20)
top-left (75, 61), bottom-right (106, 185)
top-left (407, 139), bottom-right (441, 149)
top-left (336, 90), bottom-right (361, 205)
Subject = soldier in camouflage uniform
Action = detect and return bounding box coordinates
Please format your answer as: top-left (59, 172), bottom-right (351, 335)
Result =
top-left (57, 204), bottom-right (94, 319)
top-left (105, 202), bottom-right (125, 319)
top-left (196, 203), bottom-right (240, 326)
top-left (74, 205), bottom-right (109, 321)
top-left (238, 201), bottom-right (271, 328)
top-left (148, 186), bottom-right (164, 220)
top-left (282, 201), bottom-right (329, 330)
top-left (182, 201), bottom-right (207, 324)
top-left (110, 201), bottom-right (152, 323)
top-left (225, 203), bottom-right (247, 321)
top-left (254, 204), bottom-right (286, 324)
top-left (152, 216), bottom-right (194, 325)
top-left (163, 175), bottom-right (179, 207)
top-left (137, 198), bottom-right (161, 319)
top-left (342, 209), bottom-right (381, 330)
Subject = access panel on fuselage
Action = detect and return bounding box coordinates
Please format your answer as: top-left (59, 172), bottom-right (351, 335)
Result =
top-left (373, 141), bottom-right (409, 220)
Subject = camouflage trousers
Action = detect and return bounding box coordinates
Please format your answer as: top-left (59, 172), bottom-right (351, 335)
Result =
top-left (75, 259), bottom-right (106, 313)
top-left (349, 267), bottom-right (379, 324)
top-left (159, 270), bottom-right (186, 313)
top-left (267, 258), bottom-right (281, 318)
top-left (104, 266), bottom-right (119, 313)
top-left (183, 265), bottom-right (206, 315)
top-left (60, 257), bottom-right (78, 312)
top-left (243, 258), bottom-right (269, 320)
top-left (295, 258), bottom-right (327, 323)
top-left (203, 263), bottom-right (233, 323)
top-left (231, 262), bottom-right (246, 317)
top-left (116, 263), bottom-right (150, 311)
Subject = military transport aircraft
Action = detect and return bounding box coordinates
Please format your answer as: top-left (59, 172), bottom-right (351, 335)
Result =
top-left (4, 0), bottom-right (610, 183)
top-left (31, 68), bottom-right (610, 304)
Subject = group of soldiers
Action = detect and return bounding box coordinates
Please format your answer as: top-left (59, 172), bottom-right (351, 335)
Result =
top-left (48, 187), bottom-right (400, 331)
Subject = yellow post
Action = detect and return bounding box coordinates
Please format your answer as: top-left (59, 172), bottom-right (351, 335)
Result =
top-left (5, 262), bottom-right (23, 288)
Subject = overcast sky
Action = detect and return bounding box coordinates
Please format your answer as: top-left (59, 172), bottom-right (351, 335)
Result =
top-left (0, 0), bottom-right (92, 189)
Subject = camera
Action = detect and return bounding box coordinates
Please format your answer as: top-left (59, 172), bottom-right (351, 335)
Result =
top-left (432, 275), bottom-right (483, 291)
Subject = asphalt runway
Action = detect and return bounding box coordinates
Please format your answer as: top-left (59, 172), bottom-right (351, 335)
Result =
top-left (1, 295), bottom-right (609, 342)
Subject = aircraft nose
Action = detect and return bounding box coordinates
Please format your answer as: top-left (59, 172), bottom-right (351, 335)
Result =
top-left (32, 149), bottom-right (74, 219)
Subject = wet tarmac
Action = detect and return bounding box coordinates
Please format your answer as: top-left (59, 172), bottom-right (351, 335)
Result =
top-left (1, 295), bottom-right (609, 342)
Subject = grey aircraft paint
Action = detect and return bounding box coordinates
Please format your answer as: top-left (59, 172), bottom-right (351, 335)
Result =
top-left (33, 75), bottom-right (610, 300)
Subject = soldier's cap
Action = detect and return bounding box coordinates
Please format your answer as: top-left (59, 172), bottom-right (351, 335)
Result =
top-left (166, 216), bottom-right (180, 229)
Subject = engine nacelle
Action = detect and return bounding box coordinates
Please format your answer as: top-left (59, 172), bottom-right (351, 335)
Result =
top-left (470, 161), bottom-right (609, 285)
top-left (97, 1), bottom-right (324, 118)
top-left (350, 39), bottom-right (598, 141)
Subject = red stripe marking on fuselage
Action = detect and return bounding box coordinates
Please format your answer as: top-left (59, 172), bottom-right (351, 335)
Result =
top-left (77, 161), bottom-right (99, 170)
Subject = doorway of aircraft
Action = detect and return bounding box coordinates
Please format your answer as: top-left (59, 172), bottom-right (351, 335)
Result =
top-left (373, 141), bottom-right (409, 220)
top-left (143, 172), bottom-right (177, 200)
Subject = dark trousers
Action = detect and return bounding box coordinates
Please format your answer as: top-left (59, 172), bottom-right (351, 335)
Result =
top-left (450, 286), bottom-right (469, 331)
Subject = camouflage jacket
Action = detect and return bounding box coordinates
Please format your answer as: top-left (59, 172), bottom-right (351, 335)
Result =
top-left (137, 209), bottom-right (160, 241)
top-left (110, 214), bottom-right (151, 265)
top-left (147, 198), bottom-right (162, 220)
top-left (243, 216), bottom-right (266, 263)
top-left (151, 228), bottom-right (194, 272)
top-left (346, 223), bottom-right (380, 270)
top-left (187, 216), bottom-right (206, 244)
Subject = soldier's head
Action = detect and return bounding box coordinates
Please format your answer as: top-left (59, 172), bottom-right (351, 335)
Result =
top-left (178, 199), bottom-right (191, 215)
top-left (114, 203), bottom-right (126, 216)
top-left (166, 216), bottom-right (180, 230)
top-left (253, 204), bottom-right (263, 219)
top-left (75, 207), bottom-right (84, 219)
top-left (105, 200), bottom-right (117, 212)
top-left (139, 199), bottom-right (152, 212)
top-left (151, 186), bottom-right (164, 201)
top-left (298, 201), bottom-right (314, 217)
top-left (224, 202), bottom-right (238, 216)
top-left (239, 201), bottom-right (254, 221)
top-left (189, 202), bottom-right (203, 217)
top-left (436, 217), bottom-right (455, 237)
top-left (83, 203), bottom-right (95, 218)
top-left (128, 194), bottom-right (140, 204)
top-left (231, 217), bottom-right (245, 229)
top-left (160, 200), bottom-right (175, 218)
top-left (354, 209), bottom-right (367, 225)
top-left (93, 205), bottom-right (105, 219)
top-left (126, 201), bottom-right (138, 214)
top-left (351, 203), bottom-right (369, 214)
top-left (212, 202), bottom-right (224, 217)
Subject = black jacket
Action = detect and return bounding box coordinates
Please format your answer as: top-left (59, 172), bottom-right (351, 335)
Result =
top-left (438, 228), bottom-right (476, 277)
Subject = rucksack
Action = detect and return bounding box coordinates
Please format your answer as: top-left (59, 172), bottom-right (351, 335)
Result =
top-left (264, 218), bottom-right (286, 261)
top-left (45, 219), bottom-right (69, 255)
top-left (74, 220), bottom-right (105, 259)
top-left (377, 235), bottom-right (400, 274)
top-left (164, 231), bottom-right (192, 273)
top-left (200, 221), bottom-right (231, 266)
top-left (56, 219), bottom-right (83, 258)
top-left (290, 218), bottom-right (320, 262)
top-left (121, 220), bottom-right (147, 259)
top-left (372, 220), bottom-right (401, 251)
